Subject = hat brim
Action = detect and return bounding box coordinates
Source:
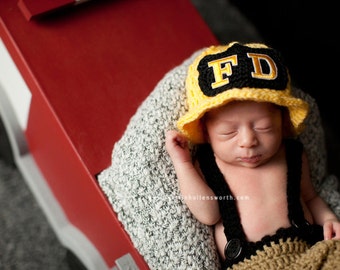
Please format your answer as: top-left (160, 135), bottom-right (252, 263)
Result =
top-left (177, 88), bottom-right (309, 144)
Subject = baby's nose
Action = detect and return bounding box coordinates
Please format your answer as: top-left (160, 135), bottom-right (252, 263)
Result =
top-left (237, 128), bottom-right (258, 148)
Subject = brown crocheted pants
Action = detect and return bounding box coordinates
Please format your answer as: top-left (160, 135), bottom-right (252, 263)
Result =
top-left (229, 238), bottom-right (340, 270)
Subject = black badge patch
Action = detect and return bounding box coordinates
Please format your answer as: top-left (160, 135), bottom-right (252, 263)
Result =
top-left (197, 43), bottom-right (288, 97)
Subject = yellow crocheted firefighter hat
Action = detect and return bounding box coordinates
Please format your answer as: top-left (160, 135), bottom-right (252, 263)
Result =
top-left (177, 42), bottom-right (309, 144)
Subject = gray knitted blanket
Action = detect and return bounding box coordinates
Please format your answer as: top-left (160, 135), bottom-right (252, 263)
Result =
top-left (98, 49), bottom-right (340, 270)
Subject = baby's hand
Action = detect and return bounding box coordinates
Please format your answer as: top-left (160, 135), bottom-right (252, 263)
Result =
top-left (323, 219), bottom-right (340, 240)
top-left (165, 130), bottom-right (191, 164)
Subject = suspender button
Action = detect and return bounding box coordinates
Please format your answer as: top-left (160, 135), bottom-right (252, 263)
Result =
top-left (224, 238), bottom-right (242, 260)
top-left (291, 219), bottom-right (310, 229)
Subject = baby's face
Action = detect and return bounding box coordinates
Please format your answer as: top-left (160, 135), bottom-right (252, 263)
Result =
top-left (204, 101), bottom-right (283, 168)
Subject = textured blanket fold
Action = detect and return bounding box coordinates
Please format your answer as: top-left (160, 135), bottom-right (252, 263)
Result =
top-left (98, 49), bottom-right (340, 269)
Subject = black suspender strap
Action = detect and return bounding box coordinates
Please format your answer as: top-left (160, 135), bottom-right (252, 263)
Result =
top-left (285, 139), bottom-right (309, 228)
top-left (196, 144), bottom-right (246, 264)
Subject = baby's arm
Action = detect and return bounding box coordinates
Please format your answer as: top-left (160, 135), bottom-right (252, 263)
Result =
top-left (165, 130), bottom-right (220, 225)
top-left (300, 151), bottom-right (340, 240)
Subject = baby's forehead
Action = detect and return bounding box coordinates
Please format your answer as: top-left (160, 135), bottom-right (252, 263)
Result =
top-left (207, 100), bottom-right (281, 116)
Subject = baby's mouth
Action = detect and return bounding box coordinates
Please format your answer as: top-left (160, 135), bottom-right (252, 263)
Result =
top-left (239, 155), bottom-right (261, 164)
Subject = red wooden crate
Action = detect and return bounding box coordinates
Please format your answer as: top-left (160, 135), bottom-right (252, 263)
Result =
top-left (0, 0), bottom-right (218, 268)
